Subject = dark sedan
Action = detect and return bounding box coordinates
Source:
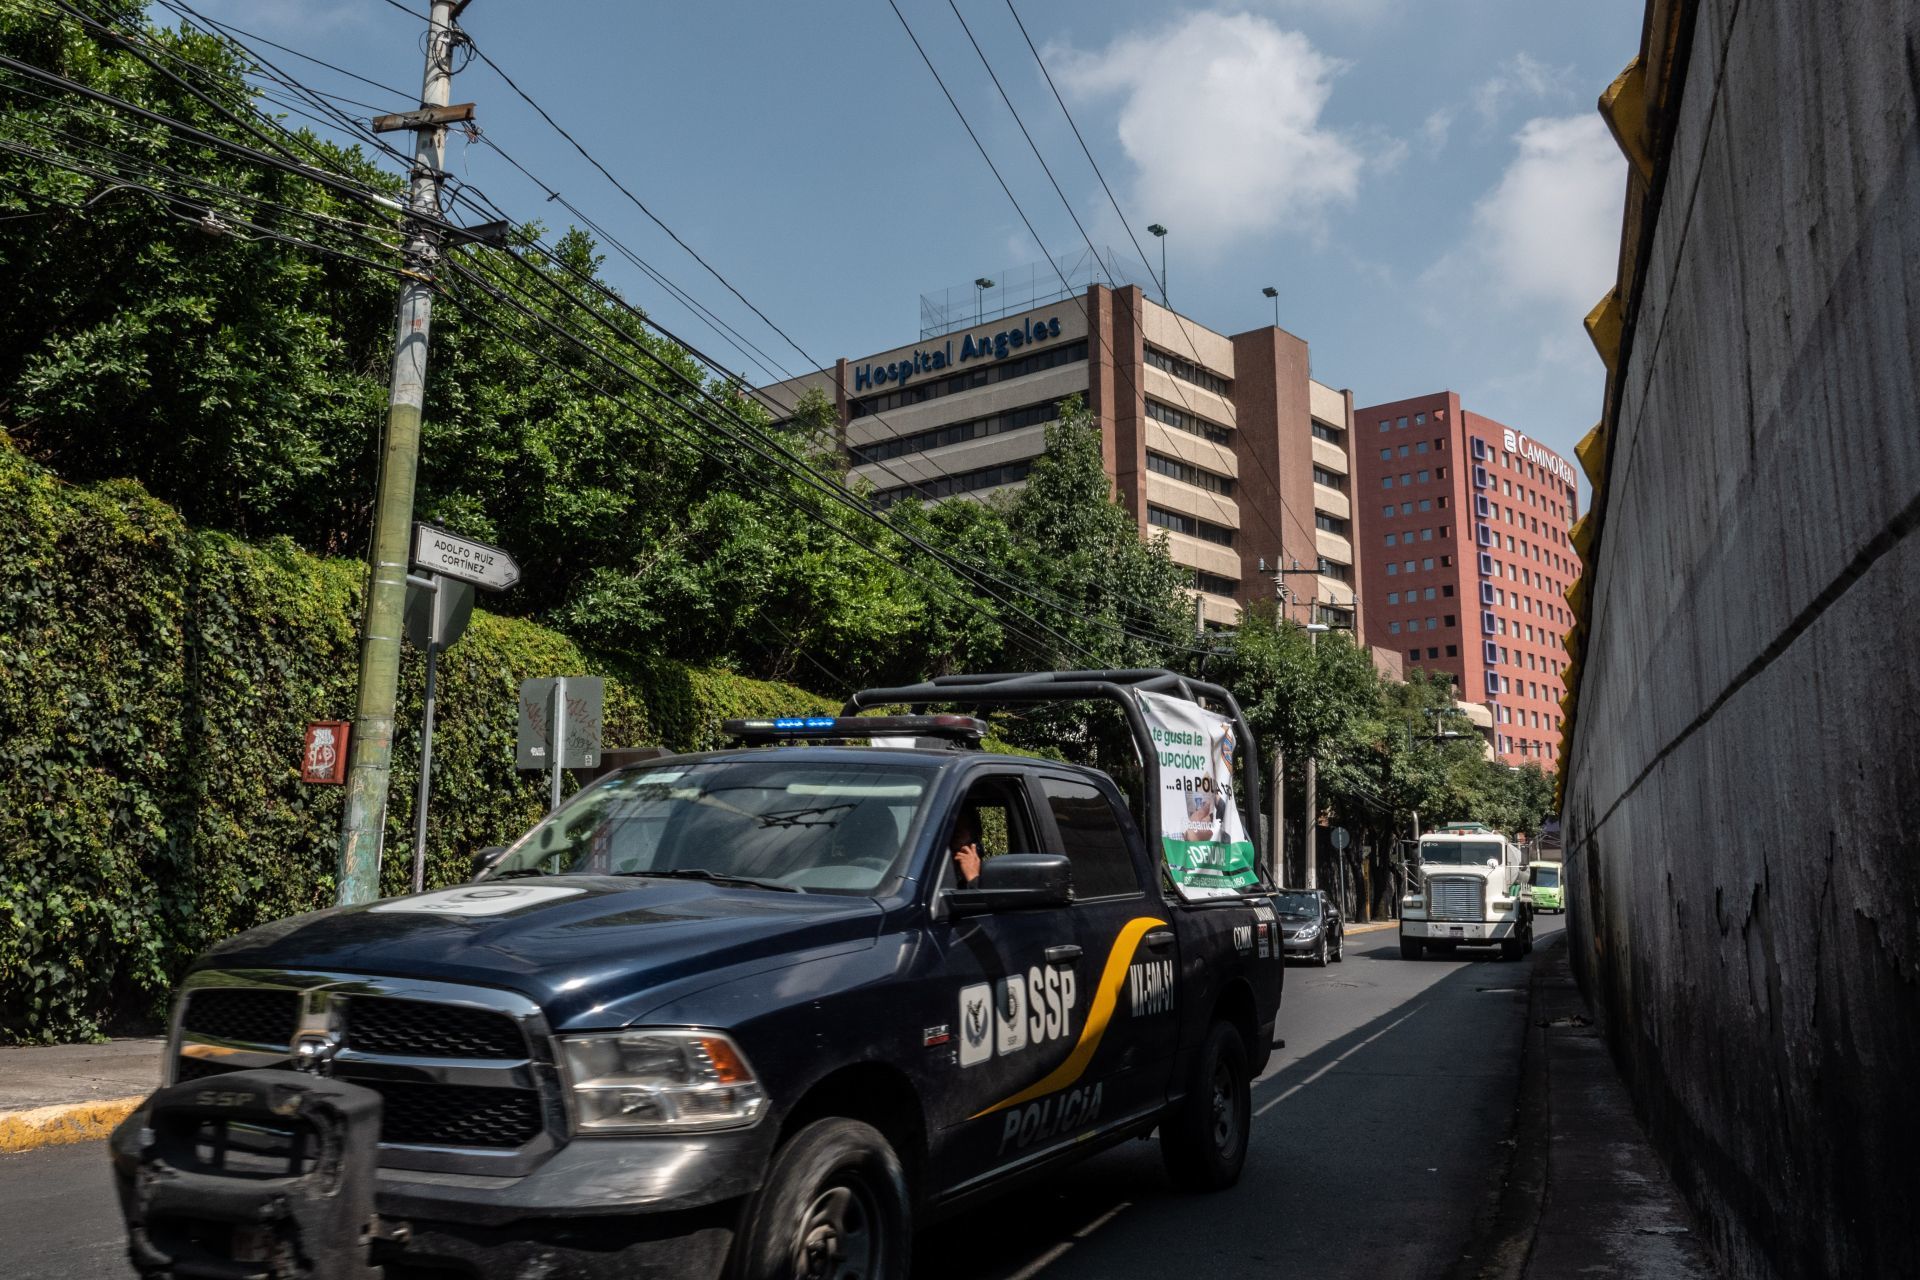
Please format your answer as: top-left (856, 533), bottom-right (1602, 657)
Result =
top-left (1276, 888), bottom-right (1343, 966)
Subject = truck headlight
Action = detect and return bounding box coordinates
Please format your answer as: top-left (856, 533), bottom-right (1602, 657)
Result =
top-left (558, 1030), bottom-right (766, 1134)
top-left (1492, 897), bottom-right (1514, 909)
top-left (1402, 896), bottom-right (1424, 910)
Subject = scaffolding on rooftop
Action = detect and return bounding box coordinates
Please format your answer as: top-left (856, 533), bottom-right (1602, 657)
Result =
top-left (918, 247), bottom-right (1153, 340)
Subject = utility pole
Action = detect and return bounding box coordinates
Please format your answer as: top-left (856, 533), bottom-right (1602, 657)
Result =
top-left (1270, 747), bottom-right (1284, 885)
top-left (336, 0), bottom-right (470, 906)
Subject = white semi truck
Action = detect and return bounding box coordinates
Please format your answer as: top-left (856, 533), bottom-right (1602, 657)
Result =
top-left (1398, 825), bottom-right (1535, 960)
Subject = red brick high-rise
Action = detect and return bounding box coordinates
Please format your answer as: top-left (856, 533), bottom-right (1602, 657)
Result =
top-left (1351, 392), bottom-right (1580, 768)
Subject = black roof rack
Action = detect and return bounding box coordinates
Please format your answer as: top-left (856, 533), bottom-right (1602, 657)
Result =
top-left (846, 669), bottom-right (1268, 886)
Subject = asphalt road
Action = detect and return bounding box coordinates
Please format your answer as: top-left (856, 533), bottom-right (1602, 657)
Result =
top-left (2, 916), bottom-right (1562, 1280)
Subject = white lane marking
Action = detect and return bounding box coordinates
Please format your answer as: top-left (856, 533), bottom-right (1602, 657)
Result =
top-left (1254, 1006), bottom-right (1424, 1117)
top-left (1003, 1201), bottom-right (1132, 1280)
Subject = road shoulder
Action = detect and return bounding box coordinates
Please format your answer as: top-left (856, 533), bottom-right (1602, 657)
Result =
top-left (0, 1039), bottom-right (160, 1153)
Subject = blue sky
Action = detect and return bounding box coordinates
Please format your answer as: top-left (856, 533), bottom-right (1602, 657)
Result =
top-left (198, 0), bottom-right (1641, 462)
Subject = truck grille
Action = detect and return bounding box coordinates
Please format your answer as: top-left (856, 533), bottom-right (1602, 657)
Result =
top-left (1428, 876), bottom-right (1485, 921)
top-left (174, 977), bottom-right (549, 1156)
top-left (345, 997), bottom-right (527, 1059)
top-left (181, 988), bottom-right (299, 1046)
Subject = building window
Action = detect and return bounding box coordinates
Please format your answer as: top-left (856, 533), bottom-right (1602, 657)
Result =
top-left (1313, 465), bottom-right (1347, 490)
top-left (1399, 473), bottom-right (1412, 486)
top-left (1145, 398), bottom-right (1232, 445)
top-left (1422, 558), bottom-right (1434, 569)
top-left (1419, 498), bottom-right (1432, 511)
top-left (873, 458), bottom-right (1033, 507)
top-left (1404, 561), bottom-right (1416, 572)
top-left (1386, 563), bottom-right (1397, 575)
top-left (1427, 648), bottom-right (1439, 659)
top-left (1416, 441), bottom-right (1429, 454)
top-left (1313, 420), bottom-right (1346, 445)
top-left (1421, 529), bottom-right (1434, 542)
top-left (1379, 420), bottom-right (1391, 432)
top-left (854, 397), bottom-right (1063, 464)
top-left (1387, 591), bottom-right (1400, 604)
top-left (1144, 345), bottom-right (1231, 396)
top-left (1424, 587), bottom-right (1437, 600)
top-left (1146, 505), bottom-right (1235, 546)
top-left (1315, 513), bottom-right (1349, 535)
top-left (1191, 569), bottom-right (1240, 596)
top-left (1382, 477), bottom-right (1394, 490)
top-left (1397, 416), bottom-right (1408, 428)
top-left (1385, 533), bottom-right (1397, 547)
top-left (1417, 469), bottom-right (1430, 483)
top-left (1415, 412), bottom-right (1427, 425)
top-left (1443, 585), bottom-right (1454, 597)
top-left (1409, 650), bottom-right (1421, 662)
top-left (1146, 450), bottom-right (1236, 495)
top-left (1389, 621), bottom-right (1401, 634)
top-left (1446, 644), bottom-right (1458, 657)
top-left (1401, 503), bottom-right (1413, 515)
top-left (1380, 448), bottom-right (1393, 461)
top-left (1398, 445), bottom-right (1411, 458)
top-left (1316, 557), bottom-right (1351, 583)
top-left (1382, 505), bottom-right (1396, 518)
top-left (1444, 614), bottom-right (1456, 627)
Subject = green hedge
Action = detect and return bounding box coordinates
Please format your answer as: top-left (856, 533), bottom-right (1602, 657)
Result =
top-left (0, 442), bottom-right (830, 1042)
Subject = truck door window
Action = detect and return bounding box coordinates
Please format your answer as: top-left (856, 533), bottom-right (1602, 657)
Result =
top-left (941, 776), bottom-right (1040, 888)
top-left (1039, 777), bottom-right (1140, 900)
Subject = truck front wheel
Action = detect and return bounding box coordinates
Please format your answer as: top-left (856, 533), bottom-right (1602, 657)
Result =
top-left (1399, 934), bottom-right (1422, 960)
top-left (1161, 1020), bottom-right (1251, 1191)
top-left (730, 1117), bottom-right (911, 1280)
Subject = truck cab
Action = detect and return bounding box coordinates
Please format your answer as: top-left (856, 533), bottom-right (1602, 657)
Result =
top-left (1398, 825), bottom-right (1535, 960)
top-left (109, 670), bottom-right (1283, 1280)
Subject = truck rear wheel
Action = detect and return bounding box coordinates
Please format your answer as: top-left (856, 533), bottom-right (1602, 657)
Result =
top-left (1399, 935), bottom-right (1422, 960)
top-left (1500, 935), bottom-right (1525, 960)
top-left (730, 1117), bottom-right (911, 1280)
top-left (1161, 1020), bottom-right (1251, 1191)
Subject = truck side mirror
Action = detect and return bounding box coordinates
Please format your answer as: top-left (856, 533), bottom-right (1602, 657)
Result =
top-left (946, 854), bottom-right (1072, 917)
top-left (469, 846), bottom-right (509, 880)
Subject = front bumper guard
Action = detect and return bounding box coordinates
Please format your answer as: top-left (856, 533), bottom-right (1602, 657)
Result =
top-left (113, 1069), bottom-right (391, 1279)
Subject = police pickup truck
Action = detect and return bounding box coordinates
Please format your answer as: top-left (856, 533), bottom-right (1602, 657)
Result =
top-left (109, 670), bottom-right (1284, 1280)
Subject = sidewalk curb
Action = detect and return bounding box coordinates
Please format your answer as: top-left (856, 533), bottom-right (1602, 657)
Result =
top-left (1448, 931), bottom-right (1556, 1280)
top-left (1345, 920), bottom-right (1398, 935)
top-left (0, 1096), bottom-right (144, 1154)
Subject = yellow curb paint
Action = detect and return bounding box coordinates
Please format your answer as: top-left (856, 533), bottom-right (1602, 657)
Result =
top-left (1345, 921), bottom-right (1400, 934)
top-left (0, 1096), bottom-right (143, 1153)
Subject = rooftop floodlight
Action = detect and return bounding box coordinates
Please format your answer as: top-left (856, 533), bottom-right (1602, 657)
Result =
top-left (1146, 225), bottom-right (1169, 304)
top-left (1261, 286), bottom-right (1278, 297)
top-left (973, 277), bottom-right (994, 325)
top-left (1262, 285), bottom-right (1279, 326)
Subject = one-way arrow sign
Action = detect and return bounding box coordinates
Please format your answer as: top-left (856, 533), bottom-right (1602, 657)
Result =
top-left (412, 523), bottom-right (521, 592)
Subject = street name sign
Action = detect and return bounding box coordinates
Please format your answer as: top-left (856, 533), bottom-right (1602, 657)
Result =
top-left (412, 523), bottom-right (521, 592)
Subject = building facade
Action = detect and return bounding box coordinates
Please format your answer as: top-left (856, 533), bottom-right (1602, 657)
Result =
top-left (754, 283), bottom-right (1362, 633)
top-left (1351, 392), bottom-right (1579, 767)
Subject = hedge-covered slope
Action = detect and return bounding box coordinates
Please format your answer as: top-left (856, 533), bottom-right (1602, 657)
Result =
top-left (0, 442), bottom-right (831, 1042)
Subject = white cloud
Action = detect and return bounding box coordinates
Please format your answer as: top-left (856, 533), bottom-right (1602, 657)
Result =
top-left (1471, 53), bottom-right (1575, 125)
top-left (1463, 113), bottom-right (1624, 311)
top-left (1051, 12), bottom-right (1366, 254)
top-left (1421, 107), bottom-right (1456, 150)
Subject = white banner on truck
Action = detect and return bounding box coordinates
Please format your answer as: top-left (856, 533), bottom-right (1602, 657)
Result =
top-left (1137, 690), bottom-right (1260, 900)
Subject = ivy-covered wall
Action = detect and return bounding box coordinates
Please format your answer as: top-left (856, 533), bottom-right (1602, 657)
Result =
top-left (0, 442), bottom-right (831, 1042)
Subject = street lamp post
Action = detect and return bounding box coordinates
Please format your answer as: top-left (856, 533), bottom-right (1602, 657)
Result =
top-left (1147, 223), bottom-right (1168, 305)
top-left (1303, 621), bottom-right (1330, 891)
top-left (974, 277), bottom-right (994, 327)
top-left (1263, 284), bottom-right (1279, 328)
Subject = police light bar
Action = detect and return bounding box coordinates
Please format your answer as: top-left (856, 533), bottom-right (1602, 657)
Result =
top-left (722, 714), bottom-right (988, 744)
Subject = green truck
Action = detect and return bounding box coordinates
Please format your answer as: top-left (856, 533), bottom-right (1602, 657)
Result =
top-left (1527, 860), bottom-right (1565, 913)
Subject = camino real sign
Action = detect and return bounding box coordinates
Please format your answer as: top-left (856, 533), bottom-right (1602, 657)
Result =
top-left (851, 315), bottom-right (1063, 393)
top-left (412, 523), bottom-right (521, 592)
top-left (1136, 690), bottom-right (1260, 900)
top-left (1500, 428), bottom-right (1578, 488)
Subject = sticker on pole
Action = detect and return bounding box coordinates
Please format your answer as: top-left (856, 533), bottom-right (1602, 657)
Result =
top-left (370, 884), bottom-right (586, 916)
top-left (1137, 690), bottom-right (1260, 900)
top-left (412, 523), bottom-right (520, 592)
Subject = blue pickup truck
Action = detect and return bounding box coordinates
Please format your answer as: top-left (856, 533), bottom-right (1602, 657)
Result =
top-left (109, 670), bottom-right (1284, 1280)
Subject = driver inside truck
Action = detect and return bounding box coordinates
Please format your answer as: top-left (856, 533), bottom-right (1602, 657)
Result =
top-left (950, 809), bottom-right (983, 888)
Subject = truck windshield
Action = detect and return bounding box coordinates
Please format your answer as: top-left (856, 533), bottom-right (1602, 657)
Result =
top-left (1421, 840), bottom-right (1506, 865)
top-left (487, 759), bottom-right (936, 894)
top-left (1274, 892), bottom-right (1319, 917)
top-left (1533, 866), bottom-right (1560, 888)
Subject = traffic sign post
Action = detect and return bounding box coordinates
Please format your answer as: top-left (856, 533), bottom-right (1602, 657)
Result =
top-left (403, 572), bottom-right (475, 894)
top-left (517, 676), bottom-right (604, 812)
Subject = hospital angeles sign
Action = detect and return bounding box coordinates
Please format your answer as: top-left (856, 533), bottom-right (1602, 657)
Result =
top-left (1502, 428), bottom-right (1577, 488)
top-left (852, 315), bottom-right (1064, 393)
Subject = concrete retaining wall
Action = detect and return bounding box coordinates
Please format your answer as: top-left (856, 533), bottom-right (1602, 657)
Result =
top-left (1562, 2), bottom-right (1920, 1277)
